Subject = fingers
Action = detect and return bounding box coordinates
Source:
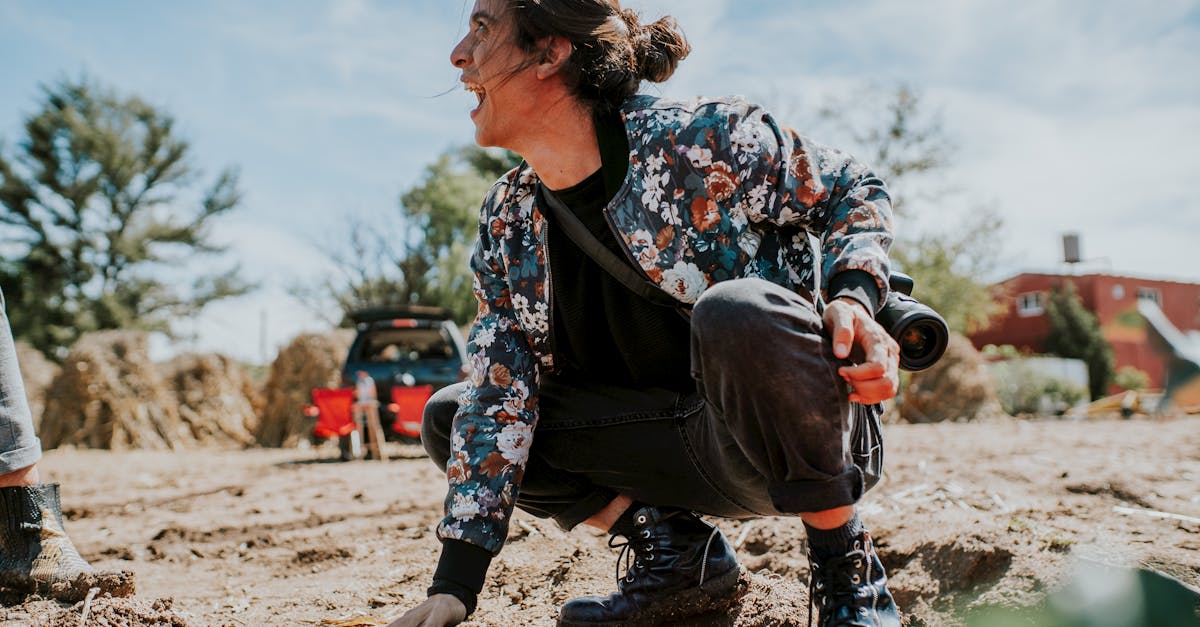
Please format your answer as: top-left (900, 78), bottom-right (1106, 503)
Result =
top-left (823, 301), bottom-right (857, 359)
top-left (843, 375), bottom-right (896, 404)
top-left (831, 305), bottom-right (899, 404)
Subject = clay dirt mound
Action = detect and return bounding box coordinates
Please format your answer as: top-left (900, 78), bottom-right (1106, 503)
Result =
top-left (14, 340), bottom-right (59, 431)
top-left (39, 331), bottom-right (193, 451)
top-left (2, 595), bottom-right (189, 626)
top-left (899, 333), bottom-right (1005, 423)
top-left (161, 353), bottom-right (260, 448)
top-left (258, 330), bottom-right (354, 448)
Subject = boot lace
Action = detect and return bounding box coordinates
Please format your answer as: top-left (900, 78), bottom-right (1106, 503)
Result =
top-left (808, 540), bottom-right (873, 627)
top-left (609, 514), bottom-right (722, 589)
top-left (609, 533), bottom-right (654, 586)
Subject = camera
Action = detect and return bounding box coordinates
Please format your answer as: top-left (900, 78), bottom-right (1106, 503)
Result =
top-left (874, 272), bottom-right (949, 371)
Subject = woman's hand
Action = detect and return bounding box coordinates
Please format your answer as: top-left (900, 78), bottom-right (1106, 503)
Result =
top-left (388, 594), bottom-right (467, 627)
top-left (822, 297), bottom-right (900, 405)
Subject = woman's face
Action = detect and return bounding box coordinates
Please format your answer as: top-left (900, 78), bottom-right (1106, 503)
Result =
top-left (450, 0), bottom-right (539, 149)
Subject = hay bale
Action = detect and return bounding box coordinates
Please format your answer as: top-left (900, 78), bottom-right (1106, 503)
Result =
top-left (899, 333), bottom-right (1005, 423)
top-left (14, 341), bottom-right (58, 431)
top-left (161, 353), bottom-right (260, 448)
top-left (258, 330), bottom-right (353, 448)
top-left (41, 331), bottom-right (191, 450)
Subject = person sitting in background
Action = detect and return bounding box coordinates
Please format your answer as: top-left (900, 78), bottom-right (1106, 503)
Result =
top-left (380, 344), bottom-right (402, 362)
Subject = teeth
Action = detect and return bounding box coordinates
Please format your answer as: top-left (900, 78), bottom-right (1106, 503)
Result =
top-left (464, 82), bottom-right (485, 105)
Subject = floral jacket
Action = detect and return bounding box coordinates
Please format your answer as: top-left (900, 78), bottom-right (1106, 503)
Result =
top-left (438, 95), bottom-right (894, 555)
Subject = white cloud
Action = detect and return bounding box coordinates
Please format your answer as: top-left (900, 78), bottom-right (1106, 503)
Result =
top-left (6, 0), bottom-right (1199, 362)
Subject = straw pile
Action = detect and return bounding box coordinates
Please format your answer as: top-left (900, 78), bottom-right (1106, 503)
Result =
top-left (14, 341), bottom-right (58, 430)
top-left (40, 331), bottom-right (192, 450)
top-left (257, 330), bottom-right (353, 448)
top-left (161, 353), bottom-right (261, 448)
top-left (899, 333), bottom-right (1004, 423)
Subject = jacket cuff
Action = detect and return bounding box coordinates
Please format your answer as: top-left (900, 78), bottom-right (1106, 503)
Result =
top-left (428, 539), bottom-right (494, 616)
top-left (828, 270), bottom-right (882, 314)
top-left (427, 579), bottom-right (478, 618)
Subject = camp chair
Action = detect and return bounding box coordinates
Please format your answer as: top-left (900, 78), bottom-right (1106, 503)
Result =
top-left (311, 387), bottom-right (357, 439)
top-left (389, 385), bottom-right (434, 439)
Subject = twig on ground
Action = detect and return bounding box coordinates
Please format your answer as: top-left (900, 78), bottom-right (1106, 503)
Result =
top-left (79, 586), bottom-right (99, 626)
top-left (320, 616), bottom-right (386, 626)
top-left (1112, 505), bottom-right (1200, 525)
top-left (734, 522), bottom-right (754, 550)
top-left (517, 520), bottom-right (538, 536)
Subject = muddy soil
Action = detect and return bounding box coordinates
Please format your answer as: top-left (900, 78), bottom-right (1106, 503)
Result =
top-left (3, 416), bottom-right (1198, 626)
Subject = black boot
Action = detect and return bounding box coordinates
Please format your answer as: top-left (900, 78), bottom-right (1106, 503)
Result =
top-left (557, 506), bottom-right (741, 627)
top-left (0, 483), bottom-right (135, 601)
top-left (807, 531), bottom-right (900, 627)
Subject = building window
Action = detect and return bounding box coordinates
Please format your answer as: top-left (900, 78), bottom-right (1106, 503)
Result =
top-left (1136, 287), bottom-right (1162, 306)
top-left (1111, 284), bottom-right (1124, 300)
top-left (1017, 291), bottom-right (1045, 317)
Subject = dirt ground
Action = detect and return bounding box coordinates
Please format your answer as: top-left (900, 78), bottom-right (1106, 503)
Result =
top-left (2, 415), bottom-right (1198, 626)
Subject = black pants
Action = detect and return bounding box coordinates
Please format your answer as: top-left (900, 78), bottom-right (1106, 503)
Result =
top-left (423, 279), bottom-right (879, 531)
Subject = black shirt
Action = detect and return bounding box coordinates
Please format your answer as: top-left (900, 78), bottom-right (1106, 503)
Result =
top-left (540, 112), bottom-right (695, 394)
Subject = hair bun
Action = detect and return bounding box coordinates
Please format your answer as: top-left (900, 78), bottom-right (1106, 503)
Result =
top-left (621, 10), bottom-right (690, 83)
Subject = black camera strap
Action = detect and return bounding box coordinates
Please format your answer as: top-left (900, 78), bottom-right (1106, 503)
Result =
top-left (537, 184), bottom-right (683, 310)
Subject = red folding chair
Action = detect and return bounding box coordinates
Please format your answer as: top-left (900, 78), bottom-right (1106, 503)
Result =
top-left (389, 385), bottom-right (434, 439)
top-left (311, 388), bottom-right (357, 439)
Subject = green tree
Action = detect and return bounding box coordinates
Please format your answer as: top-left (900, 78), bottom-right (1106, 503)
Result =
top-left (890, 210), bottom-right (1005, 333)
top-left (307, 146), bottom-right (520, 326)
top-left (801, 85), bottom-right (1005, 333)
top-left (0, 78), bottom-right (250, 357)
top-left (1043, 282), bottom-right (1114, 400)
top-left (812, 85), bottom-right (949, 215)
top-left (1113, 365), bottom-right (1150, 392)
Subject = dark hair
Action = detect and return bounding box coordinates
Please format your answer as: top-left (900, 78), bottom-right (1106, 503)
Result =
top-left (507, 0), bottom-right (690, 113)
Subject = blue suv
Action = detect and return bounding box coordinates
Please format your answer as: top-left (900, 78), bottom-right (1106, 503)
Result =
top-left (341, 306), bottom-right (468, 443)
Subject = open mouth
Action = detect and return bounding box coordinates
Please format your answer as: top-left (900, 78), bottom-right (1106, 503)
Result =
top-left (464, 81), bottom-right (486, 107)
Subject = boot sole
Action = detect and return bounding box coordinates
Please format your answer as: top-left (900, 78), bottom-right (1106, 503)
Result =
top-left (556, 566), bottom-right (743, 627)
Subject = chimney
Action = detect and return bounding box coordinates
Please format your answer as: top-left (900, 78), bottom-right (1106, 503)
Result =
top-left (1063, 233), bottom-right (1081, 264)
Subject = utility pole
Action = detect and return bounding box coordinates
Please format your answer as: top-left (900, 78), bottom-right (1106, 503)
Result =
top-left (259, 309), bottom-right (268, 365)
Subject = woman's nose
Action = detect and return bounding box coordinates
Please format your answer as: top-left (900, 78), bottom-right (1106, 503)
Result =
top-left (451, 36), bottom-right (471, 68)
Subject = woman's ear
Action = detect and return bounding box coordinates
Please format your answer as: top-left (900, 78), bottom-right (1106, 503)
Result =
top-left (534, 36), bottom-right (573, 80)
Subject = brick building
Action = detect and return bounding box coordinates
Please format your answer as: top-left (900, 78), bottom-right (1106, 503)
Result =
top-left (967, 273), bottom-right (1200, 390)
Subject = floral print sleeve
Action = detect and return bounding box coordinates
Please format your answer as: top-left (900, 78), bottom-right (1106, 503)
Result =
top-left (729, 101), bottom-right (894, 309)
top-left (435, 173), bottom-right (540, 556)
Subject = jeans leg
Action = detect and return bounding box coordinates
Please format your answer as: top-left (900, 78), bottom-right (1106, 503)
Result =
top-left (689, 278), bottom-right (864, 514)
top-left (422, 380), bottom-right (755, 531)
top-left (422, 382), bottom-right (619, 530)
top-left (0, 289), bottom-right (42, 473)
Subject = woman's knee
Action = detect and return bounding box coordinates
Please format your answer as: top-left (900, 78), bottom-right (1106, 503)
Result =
top-left (693, 278), bottom-right (821, 341)
top-left (421, 382), bottom-right (467, 467)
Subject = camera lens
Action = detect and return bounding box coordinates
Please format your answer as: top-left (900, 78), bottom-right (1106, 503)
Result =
top-left (891, 316), bottom-right (948, 371)
top-left (875, 276), bottom-right (950, 371)
top-left (899, 327), bottom-right (929, 357)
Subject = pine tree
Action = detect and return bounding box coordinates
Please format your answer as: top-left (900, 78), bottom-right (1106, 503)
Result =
top-left (0, 78), bottom-right (251, 357)
top-left (1043, 282), bottom-right (1114, 399)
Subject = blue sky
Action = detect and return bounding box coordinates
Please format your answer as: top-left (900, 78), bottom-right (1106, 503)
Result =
top-left (2, 0), bottom-right (1198, 362)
